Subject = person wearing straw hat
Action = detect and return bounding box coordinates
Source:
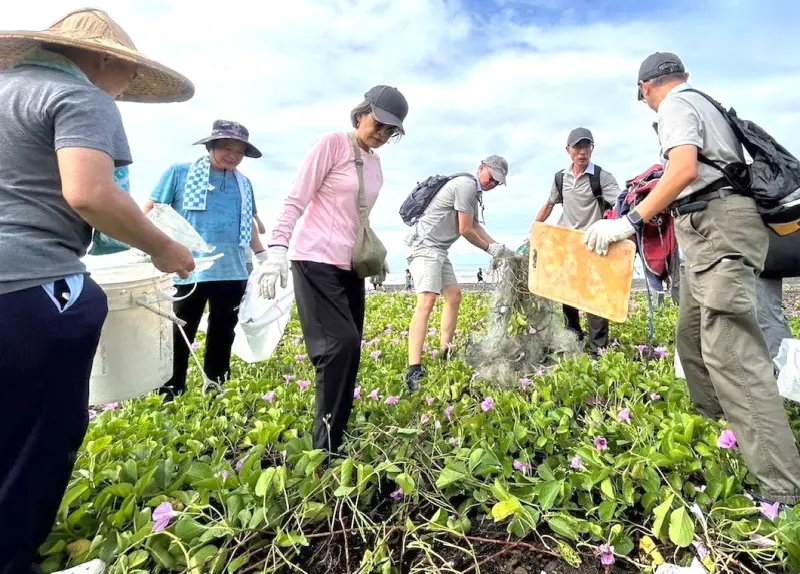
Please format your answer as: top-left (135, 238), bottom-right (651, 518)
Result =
top-left (144, 120), bottom-right (265, 398)
top-left (259, 85), bottom-right (408, 458)
top-left (0, 8), bottom-right (195, 574)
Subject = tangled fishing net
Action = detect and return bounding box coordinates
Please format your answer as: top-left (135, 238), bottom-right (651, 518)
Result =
top-left (465, 245), bottom-right (582, 387)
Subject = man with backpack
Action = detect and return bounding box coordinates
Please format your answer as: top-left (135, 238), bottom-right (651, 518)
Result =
top-left (535, 127), bottom-right (623, 359)
top-left (757, 230), bottom-right (800, 358)
top-left (403, 155), bottom-right (511, 392)
top-left (584, 52), bottom-right (800, 506)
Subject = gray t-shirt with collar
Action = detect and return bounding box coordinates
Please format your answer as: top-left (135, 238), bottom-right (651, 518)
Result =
top-left (655, 82), bottom-right (744, 200)
top-left (547, 163), bottom-right (621, 231)
top-left (0, 65), bottom-right (132, 295)
top-left (410, 174), bottom-right (481, 253)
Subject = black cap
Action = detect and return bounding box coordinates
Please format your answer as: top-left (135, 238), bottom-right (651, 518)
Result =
top-left (637, 52), bottom-right (685, 100)
top-left (364, 85), bottom-right (409, 133)
top-left (567, 127), bottom-right (594, 147)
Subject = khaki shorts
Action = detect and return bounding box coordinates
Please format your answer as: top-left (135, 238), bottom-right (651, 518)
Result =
top-left (408, 249), bottom-right (458, 294)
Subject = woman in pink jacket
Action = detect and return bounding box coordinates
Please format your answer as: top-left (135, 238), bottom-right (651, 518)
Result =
top-left (259, 85), bottom-right (409, 456)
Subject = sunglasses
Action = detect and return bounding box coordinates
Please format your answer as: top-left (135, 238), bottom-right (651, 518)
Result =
top-left (371, 114), bottom-right (401, 137)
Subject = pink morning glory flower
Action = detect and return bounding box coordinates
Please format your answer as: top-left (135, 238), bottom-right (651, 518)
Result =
top-left (717, 429), bottom-right (738, 449)
top-left (390, 489), bottom-right (404, 501)
top-left (219, 470), bottom-right (230, 481)
top-left (384, 326), bottom-right (393, 334)
top-left (152, 502), bottom-right (178, 533)
top-left (481, 397), bottom-right (495, 412)
top-left (519, 377), bottom-right (532, 389)
top-left (354, 386), bottom-right (362, 400)
top-left (636, 344), bottom-right (647, 359)
top-left (371, 350), bottom-right (382, 360)
top-left (284, 374), bottom-right (295, 384)
top-left (190, 342), bottom-right (201, 351)
top-left (751, 533), bottom-right (776, 548)
top-left (654, 346), bottom-right (668, 360)
top-left (368, 389), bottom-right (380, 401)
top-left (618, 408), bottom-right (631, 423)
top-left (760, 501), bottom-right (781, 521)
top-left (420, 414), bottom-right (430, 424)
top-left (297, 380), bottom-right (311, 392)
top-left (430, 349), bottom-right (440, 358)
top-left (422, 343), bottom-right (429, 352)
top-left (428, 328), bottom-right (437, 336)
top-left (434, 420), bottom-right (442, 429)
top-left (528, 327), bottom-right (537, 335)
top-left (596, 543), bottom-right (615, 566)
top-left (400, 330), bottom-right (409, 337)
top-left (88, 410), bottom-right (96, 421)
top-left (103, 402), bottom-right (119, 411)
top-left (426, 397), bottom-right (435, 406)
top-left (448, 437), bottom-right (459, 446)
top-left (512, 460), bottom-right (530, 473)
top-left (295, 354), bottom-right (307, 363)
top-left (235, 459), bottom-right (245, 473)
top-left (650, 393), bottom-right (661, 401)
top-left (594, 437), bottom-right (608, 451)
top-left (444, 405), bottom-right (455, 421)
top-left (385, 395), bottom-right (400, 406)
top-left (570, 455), bottom-right (586, 471)
top-left (392, 338), bottom-right (400, 346)
top-left (471, 372), bottom-right (481, 381)
top-left (263, 391), bottom-right (276, 403)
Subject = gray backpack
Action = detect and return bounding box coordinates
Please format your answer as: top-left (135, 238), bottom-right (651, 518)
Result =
top-left (399, 173), bottom-right (477, 226)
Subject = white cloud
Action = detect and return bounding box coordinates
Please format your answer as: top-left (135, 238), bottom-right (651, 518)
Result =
top-left (5, 0), bottom-right (800, 278)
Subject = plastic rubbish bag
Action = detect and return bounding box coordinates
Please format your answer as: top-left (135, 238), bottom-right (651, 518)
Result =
top-left (198, 269), bottom-right (295, 364)
top-left (772, 338), bottom-right (800, 402)
top-left (655, 558), bottom-right (708, 574)
top-left (145, 203), bottom-right (215, 254)
top-left (675, 349), bottom-right (686, 379)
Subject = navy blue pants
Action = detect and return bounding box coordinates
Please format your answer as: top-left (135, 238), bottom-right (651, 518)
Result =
top-left (0, 279), bottom-right (107, 574)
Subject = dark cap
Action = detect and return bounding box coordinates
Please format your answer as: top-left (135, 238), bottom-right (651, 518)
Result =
top-left (364, 85), bottom-right (409, 133)
top-left (482, 155), bottom-right (508, 185)
top-left (567, 127), bottom-right (594, 147)
top-left (193, 119), bottom-right (262, 158)
top-left (637, 52), bottom-right (685, 100)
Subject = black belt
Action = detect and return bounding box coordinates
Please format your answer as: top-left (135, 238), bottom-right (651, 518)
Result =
top-left (669, 179), bottom-right (738, 217)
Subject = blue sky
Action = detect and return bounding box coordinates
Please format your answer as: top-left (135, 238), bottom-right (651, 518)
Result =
top-left (7, 0), bottom-right (800, 278)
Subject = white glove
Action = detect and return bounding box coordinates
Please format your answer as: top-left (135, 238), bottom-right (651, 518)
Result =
top-left (487, 243), bottom-right (512, 258)
top-left (258, 246), bottom-right (289, 299)
top-left (583, 217), bottom-right (636, 256)
top-left (254, 250), bottom-right (268, 263)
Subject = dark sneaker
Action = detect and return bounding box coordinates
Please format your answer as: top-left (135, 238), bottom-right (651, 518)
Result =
top-left (405, 367), bottom-right (426, 393)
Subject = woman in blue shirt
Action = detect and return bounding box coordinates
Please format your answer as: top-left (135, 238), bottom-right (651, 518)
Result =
top-left (145, 120), bottom-right (265, 397)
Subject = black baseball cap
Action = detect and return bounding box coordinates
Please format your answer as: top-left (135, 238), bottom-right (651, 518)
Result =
top-left (637, 52), bottom-right (685, 100)
top-left (364, 85), bottom-right (409, 133)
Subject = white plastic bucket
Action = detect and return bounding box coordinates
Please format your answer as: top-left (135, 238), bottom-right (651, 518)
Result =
top-left (88, 265), bottom-right (178, 406)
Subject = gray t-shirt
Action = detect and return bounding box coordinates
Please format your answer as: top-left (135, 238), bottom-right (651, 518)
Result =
top-left (0, 65), bottom-right (131, 295)
top-left (548, 163), bottom-right (621, 231)
top-left (410, 175), bottom-right (481, 252)
top-left (656, 83), bottom-right (744, 200)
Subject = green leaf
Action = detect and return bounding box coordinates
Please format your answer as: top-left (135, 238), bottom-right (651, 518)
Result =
top-left (600, 478), bottom-right (616, 501)
top-left (668, 507), bottom-right (695, 547)
top-left (598, 500), bottom-right (616, 522)
top-left (652, 493), bottom-right (674, 539)
top-left (612, 533), bottom-right (635, 556)
top-left (395, 473), bottom-right (416, 495)
top-left (227, 554), bottom-right (249, 573)
top-left (340, 458), bottom-right (354, 487)
top-left (173, 517), bottom-right (206, 542)
top-left (537, 480), bottom-right (563, 510)
top-left (491, 497), bottom-right (521, 521)
top-left (255, 468), bottom-right (277, 498)
top-left (436, 464), bottom-right (467, 489)
top-left (547, 515), bottom-right (580, 541)
top-left (276, 531), bottom-right (309, 547)
top-left (556, 540), bottom-right (582, 567)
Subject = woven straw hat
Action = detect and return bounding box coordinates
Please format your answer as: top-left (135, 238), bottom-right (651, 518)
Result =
top-left (0, 8), bottom-right (194, 103)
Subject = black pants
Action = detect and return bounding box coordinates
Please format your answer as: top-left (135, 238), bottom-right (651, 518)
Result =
top-left (0, 279), bottom-right (108, 574)
top-left (292, 261), bottom-right (365, 455)
top-left (163, 280), bottom-right (247, 395)
top-left (563, 304), bottom-right (608, 358)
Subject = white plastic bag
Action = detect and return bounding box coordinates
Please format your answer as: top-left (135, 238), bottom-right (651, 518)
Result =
top-left (772, 338), bottom-right (800, 403)
top-left (145, 203), bottom-right (215, 254)
top-left (198, 270), bottom-right (295, 364)
top-left (674, 349), bottom-right (685, 379)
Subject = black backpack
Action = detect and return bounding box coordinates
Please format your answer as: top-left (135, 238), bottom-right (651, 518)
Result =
top-left (554, 166), bottom-right (611, 211)
top-left (683, 88), bottom-right (800, 235)
top-left (399, 173), bottom-right (477, 227)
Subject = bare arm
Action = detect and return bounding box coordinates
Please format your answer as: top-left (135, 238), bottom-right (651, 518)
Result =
top-left (536, 201), bottom-right (554, 223)
top-left (458, 211), bottom-right (490, 251)
top-left (142, 200), bottom-right (156, 215)
top-left (58, 148), bottom-right (173, 255)
top-left (250, 220), bottom-right (265, 252)
top-left (473, 222), bottom-right (496, 245)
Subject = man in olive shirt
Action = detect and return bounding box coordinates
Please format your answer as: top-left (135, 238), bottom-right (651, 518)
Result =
top-left (535, 127), bottom-right (623, 358)
top-left (585, 52), bottom-right (800, 506)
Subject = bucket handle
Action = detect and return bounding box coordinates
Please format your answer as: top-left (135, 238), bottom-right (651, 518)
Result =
top-left (153, 280), bottom-right (198, 303)
top-left (133, 296), bottom-right (187, 327)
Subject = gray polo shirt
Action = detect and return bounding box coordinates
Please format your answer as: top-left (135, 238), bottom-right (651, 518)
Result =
top-left (547, 163), bottom-right (621, 231)
top-left (0, 65), bottom-right (131, 295)
top-left (409, 174), bottom-right (481, 253)
top-left (655, 82), bottom-right (744, 200)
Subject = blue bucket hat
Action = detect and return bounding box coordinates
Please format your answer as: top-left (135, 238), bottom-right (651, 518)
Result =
top-left (193, 119), bottom-right (262, 158)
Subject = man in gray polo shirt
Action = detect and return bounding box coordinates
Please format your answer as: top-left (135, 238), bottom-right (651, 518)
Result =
top-left (405, 155), bottom-right (512, 391)
top-left (584, 52), bottom-right (800, 506)
top-left (535, 127), bottom-right (622, 358)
